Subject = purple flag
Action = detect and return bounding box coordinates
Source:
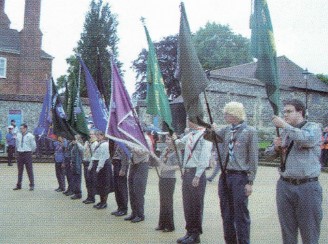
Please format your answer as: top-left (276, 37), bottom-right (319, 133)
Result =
top-left (107, 60), bottom-right (149, 151)
top-left (34, 79), bottom-right (52, 137)
top-left (77, 56), bottom-right (108, 132)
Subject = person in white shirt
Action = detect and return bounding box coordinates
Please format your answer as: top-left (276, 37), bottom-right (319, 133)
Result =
top-left (173, 118), bottom-right (212, 244)
top-left (13, 123), bottom-right (36, 191)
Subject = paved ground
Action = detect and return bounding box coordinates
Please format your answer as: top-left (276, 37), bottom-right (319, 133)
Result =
top-left (0, 163), bottom-right (327, 244)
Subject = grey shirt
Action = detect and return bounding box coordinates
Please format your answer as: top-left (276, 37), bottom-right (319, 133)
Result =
top-left (159, 147), bottom-right (179, 179)
top-left (267, 121), bottom-right (321, 179)
top-left (16, 132), bottom-right (36, 152)
top-left (214, 122), bottom-right (258, 182)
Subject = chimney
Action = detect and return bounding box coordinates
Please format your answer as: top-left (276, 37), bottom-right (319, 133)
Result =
top-left (0, 0), bottom-right (11, 29)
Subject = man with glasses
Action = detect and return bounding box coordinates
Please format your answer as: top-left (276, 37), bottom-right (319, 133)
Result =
top-left (270, 99), bottom-right (322, 244)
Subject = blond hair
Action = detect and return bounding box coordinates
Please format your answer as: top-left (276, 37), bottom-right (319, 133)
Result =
top-left (223, 102), bottom-right (246, 121)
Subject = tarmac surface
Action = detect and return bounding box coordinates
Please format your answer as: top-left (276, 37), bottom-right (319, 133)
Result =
top-left (0, 163), bottom-right (327, 244)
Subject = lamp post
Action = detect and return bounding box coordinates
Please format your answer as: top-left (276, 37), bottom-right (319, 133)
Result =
top-left (302, 68), bottom-right (311, 119)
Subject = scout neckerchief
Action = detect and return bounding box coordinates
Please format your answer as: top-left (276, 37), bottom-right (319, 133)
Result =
top-left (185, 129), bottom-right (204, 165)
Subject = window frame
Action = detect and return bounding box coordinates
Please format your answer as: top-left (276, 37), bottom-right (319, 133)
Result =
top-left (0, 57), bottom-right (7, 78)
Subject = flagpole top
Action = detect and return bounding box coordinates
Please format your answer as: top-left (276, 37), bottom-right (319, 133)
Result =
top-left (140, 16), bottom-right (146, 26)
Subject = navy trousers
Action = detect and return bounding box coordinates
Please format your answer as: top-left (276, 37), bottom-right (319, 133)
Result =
top-left (113, 159), bottom-right (128, 212)
top-left (128, 162), bottom-right (148, 218)
top-left (64, 156), bottom-right (73, 192)
top-left (158, 177), bottom-right (176, 230)
top-left (83, 161), bottom-right (95, 201)
top-left (55, 163), bottom-right (65, 190)
top-left (218, 173), bottom-right (250, 244)
top-left (182, 168), bottom-right (206, 235)
top-left (16, 152), bottom-right (34, 188)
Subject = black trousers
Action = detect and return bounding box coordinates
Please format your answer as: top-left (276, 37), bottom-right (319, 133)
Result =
top-left (71, 163), bottom-right (82, 196)
top-left (16, 152), bottom-right (34, 188)
top-left (113, 159), bottom-right (128, 212)
top-left (83, 161), bottom-right (95, 201)
top-left (182, 168), bottom-right (206, 235)
top-left (64, 156), bottom-right (72, 192)
top-left (128, 162), bottom-right (149, 218)
top-left (55, 163), bottom-right (65, 190)
top-left (7, 145), bottom-right (15, 164)
top-left (158, 177), bottom-right (176, 230)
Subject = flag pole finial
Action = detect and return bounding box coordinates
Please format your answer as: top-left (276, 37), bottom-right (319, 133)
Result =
top-left (140, 16), bottom-right (146, 26)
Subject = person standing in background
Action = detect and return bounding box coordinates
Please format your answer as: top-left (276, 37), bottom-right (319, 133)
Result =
top-left (6, 125), bottom-right (16, 166)
top-left (13, 123), bottom-right (36, 191)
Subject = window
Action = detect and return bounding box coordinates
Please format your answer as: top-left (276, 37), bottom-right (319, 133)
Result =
top-left (0, 57), bottom-right (7, 78)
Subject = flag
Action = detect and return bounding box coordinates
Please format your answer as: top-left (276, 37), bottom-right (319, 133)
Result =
top-left (143, 24), bottom-right (173, 130)
top-left (96, 49), bottom-right (110, 109)
top-left (175, 2), bottom-right (209, 123)
top-left (251, 0), bottom-right (280, 115)
top-left (78, 55), bottom-right (109, 132)
top-left (107, 59), bottom-right (149, 151)
top-left (66, 74), bottom-right (89, 140)
top-left (51, 78), bottom-right (76, 140)
top-left (34, 79), bottom-right (52, 138)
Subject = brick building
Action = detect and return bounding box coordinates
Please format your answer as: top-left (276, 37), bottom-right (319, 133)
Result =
top-left (0, 0), bottom-right (52, 140)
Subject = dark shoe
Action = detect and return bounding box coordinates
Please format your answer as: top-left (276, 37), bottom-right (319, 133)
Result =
top-left (8, 163), bottom-right (13, 166)
top-left (64, 191), bottom-right (74, 196)
top-left (181, 234), bottom-right (200, 244)
top-left (124, 215), bottom-right (135, 221)
top-left (95, 203), bottom-right (107, 209)
top-left (111, 210), bottom-right (119, 215)
top-left (13, 187), bottom-right (21, 191)
top-left (163, 228), bottom-right (175, 232)
top-left (29, 187), bottom-right (34, 191)
top-left (115, 211), bottom-right (127, 217)
top-left (71, 194), bottom-right (82, 200)
top-left (83, 199), bottom-right (95, 204)
top-left (131, 216), bottom-right (144, 223)
top-left (56, 188), bottom-right (64, 192)
top-left (93, 202), bottom-right (102, 208)
top-left (155, 226), bottom-right (164, 231)
top-left (177, 233), bottom-right (191, 243)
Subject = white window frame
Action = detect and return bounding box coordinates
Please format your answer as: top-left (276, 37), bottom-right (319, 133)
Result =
top-left (0, 57), bottom-right (7, 78)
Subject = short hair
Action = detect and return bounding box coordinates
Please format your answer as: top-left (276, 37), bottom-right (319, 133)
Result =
top-left (11, 119), bottom-right (16, 123)
top-left (223, 102), bottom-right (246, 121)
top-left (283, 99), bottom-right (306, 117)
top-left (20, 123), bottom-right (28, 129)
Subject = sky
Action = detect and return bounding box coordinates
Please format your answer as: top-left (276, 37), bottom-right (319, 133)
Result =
top-left (5, 0), bottom-right (328, 95)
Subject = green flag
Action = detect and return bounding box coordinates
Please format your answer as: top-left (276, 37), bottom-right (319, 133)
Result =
top-left (176, 2), bottom-right (209, 123)
top-left (143, 24), bottom-right (173, 130)
top-left (251, 0), bottom-right (280, 115)
top-left (67, 76), bottom-right (89, 140)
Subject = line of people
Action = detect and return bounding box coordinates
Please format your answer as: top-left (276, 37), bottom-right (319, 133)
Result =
top-left (8, 99), bottom-right (323, 244)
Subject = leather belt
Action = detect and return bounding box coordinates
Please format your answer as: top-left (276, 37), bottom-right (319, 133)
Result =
top-left (280, 176), bottom-right (318, 185)
top-left (226, 170), bottom-right (248, 175)
top-left (184, 167), bottom-right (196, 173)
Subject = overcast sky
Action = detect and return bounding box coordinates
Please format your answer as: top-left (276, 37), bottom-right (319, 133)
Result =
top-left (5, 0), bottom-right (328, 94)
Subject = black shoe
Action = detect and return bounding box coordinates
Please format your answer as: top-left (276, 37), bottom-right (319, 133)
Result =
top-left (155, 226), bottom-right (164, 231)
top-left (29, 187), bottom-right (34, 191)
top-left (181, 234), bottom-right (200, 244)
top-left (177, 233), bottom-right (191, 243)
top-left (163, 228), bottom-right (175, 232)
top-left (95, 203), bottom-right (107, 209)
top-left (8, 163), bottom-right (13, 166)
top-left (13, 187), bottom-right (21, 191)
top-left (124, 215), bottom-right (135, 221)
top-left (131, 216), bottom-right (144, 223)
top-left (93, 202), bottom-right (102, 208)
top-left (64, 191), bottom-right (74, 196)
top-left (115, 211), bottom-right (127, 217)
top-left (111, 210), bottom-right (119, 215)
top-left (83, 199), bottom-right (95, 204)
top-left (54, 187), bottom-right (61, 191)
top-left (71, 194), bottom-right (82, 200)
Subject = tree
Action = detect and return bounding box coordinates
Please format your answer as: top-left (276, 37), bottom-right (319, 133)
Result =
top-left (316, 74), bottom-right (328, 85)
top-left (132, 22), bottom-right (252, 99)
top-left (132, 35), bottom-right (180, 100)
top-left (58, 0), bottom-right (121, 104)
top-left (194, 22), bottom-right (252, 70)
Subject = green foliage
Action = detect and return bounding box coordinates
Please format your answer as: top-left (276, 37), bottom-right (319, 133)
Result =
top-left (132, 22), bottom-right (252, 99)
top-left (316, 74), bottom-right (328, 84)
top-left (132, 35), bottom-right (179, 100)
top-left (60, 0), bottom-right (121, 102)
top-left (194, 22), bottom-right (252, 70)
